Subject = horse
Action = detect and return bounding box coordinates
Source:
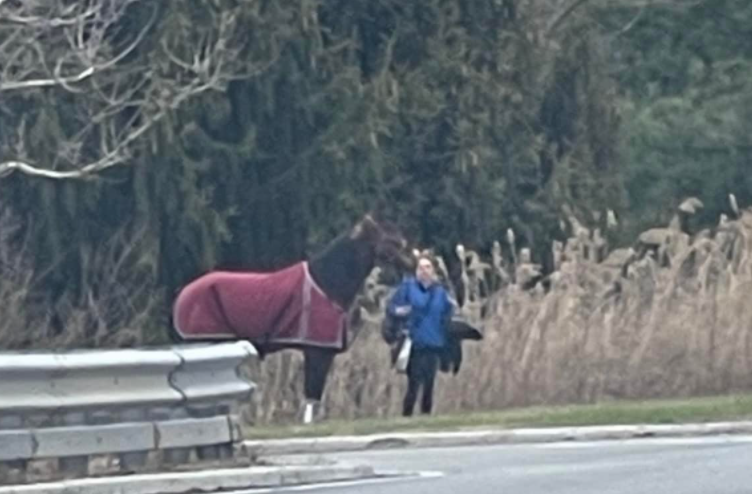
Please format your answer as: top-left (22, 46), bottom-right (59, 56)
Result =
top-left (170, 212), bottom-right (415, 423)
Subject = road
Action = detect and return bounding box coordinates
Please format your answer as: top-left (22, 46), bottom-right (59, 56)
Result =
top-left (246, 435), bottom-right (752, 494)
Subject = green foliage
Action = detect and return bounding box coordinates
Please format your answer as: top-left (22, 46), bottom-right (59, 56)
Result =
top-left (2, 0), bottom-right (750, 347)
top-left (600, 0), bottom-right (752, 236)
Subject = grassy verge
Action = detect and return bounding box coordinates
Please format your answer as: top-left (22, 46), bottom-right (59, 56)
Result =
top-left (242, 394), bottom-right (752, 440)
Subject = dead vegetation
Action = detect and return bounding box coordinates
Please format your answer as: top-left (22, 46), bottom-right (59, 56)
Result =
top-left (3, 193), bottom-right (751, 424)
top-left (245, 194), bottom-right (752, 425)
top-left (0, 204), bottom-right (163, 349)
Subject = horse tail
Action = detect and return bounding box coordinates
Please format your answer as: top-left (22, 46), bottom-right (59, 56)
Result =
top-left (167, 284), bottom-right (186, 344)
top-left (166, 313), bottom-right (183, 343)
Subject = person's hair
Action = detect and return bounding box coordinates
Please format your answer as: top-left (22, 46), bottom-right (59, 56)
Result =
top-left (416, 253), bottom-right (436, 268)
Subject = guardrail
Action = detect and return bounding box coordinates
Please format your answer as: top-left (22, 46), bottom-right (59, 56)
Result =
top-left (0, 341), bottom-right (257, 485)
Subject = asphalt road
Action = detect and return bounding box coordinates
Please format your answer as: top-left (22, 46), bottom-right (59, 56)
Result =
top-left (248, 435), bottom-right (752, 494)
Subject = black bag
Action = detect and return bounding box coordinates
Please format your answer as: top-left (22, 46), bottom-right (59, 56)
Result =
top-left (380, 311), bottom-right (405, 344)
top-left (382, 286), bottom-right (440, 370)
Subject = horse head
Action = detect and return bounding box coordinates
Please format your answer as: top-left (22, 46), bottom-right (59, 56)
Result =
top-left (351, 212), bottom-right (415, 273)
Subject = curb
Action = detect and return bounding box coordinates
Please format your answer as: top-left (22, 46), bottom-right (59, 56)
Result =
top-left (243, 421), bottom-right (752, 456)
top-left (0, 464), bottom-right (377, 494)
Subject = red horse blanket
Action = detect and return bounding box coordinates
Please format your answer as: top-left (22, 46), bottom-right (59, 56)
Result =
top-left (173, 262), bottom-right (348, 350)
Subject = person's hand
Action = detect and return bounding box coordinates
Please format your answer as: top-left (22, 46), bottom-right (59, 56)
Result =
top-left (394, 305), bottom-right (411, 316)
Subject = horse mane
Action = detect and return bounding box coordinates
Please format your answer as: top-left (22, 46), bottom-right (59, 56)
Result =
top-left (307, 227), bottom-right (376, 310)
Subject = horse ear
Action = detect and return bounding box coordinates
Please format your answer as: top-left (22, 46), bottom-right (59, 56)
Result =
top-left (351, 212), bottom-right (377, 239)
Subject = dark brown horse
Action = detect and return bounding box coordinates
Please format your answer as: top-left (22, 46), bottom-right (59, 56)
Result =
top-left (171, 213), bottom-right (414, 423)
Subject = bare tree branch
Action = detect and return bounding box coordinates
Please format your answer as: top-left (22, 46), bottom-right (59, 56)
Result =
top-left (543, 0), bottom-right (703, 38)
top-left (0, 0), bottom-right (281, 181)
top-left (546, 0), bottom-right (593, 36)
top-left (0, 5), bottom-right (100, 28)
top-left (0, 66), bottom-right (96, 91)
top-left (614, 2), bottom-right (649, 36)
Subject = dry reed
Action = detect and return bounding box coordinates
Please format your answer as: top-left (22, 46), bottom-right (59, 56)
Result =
top-left (245, 198), bottom-right (752, 425)
top-left (0, 205), bottom-right (163, 350)
top-left (3, 198), bottom-right (750, 426)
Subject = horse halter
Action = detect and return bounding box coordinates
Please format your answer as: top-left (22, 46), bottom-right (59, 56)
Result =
top-left (354, 214), bottom-right (406, 248)
top-left (355, 215), bottom-right (415, 273)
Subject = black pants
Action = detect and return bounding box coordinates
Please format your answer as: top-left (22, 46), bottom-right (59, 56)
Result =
top-left (402, 347), bottom-right (441, 417)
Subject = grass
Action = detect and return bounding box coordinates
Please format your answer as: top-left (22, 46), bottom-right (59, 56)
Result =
top-left (242, 393), bottom-right (752, 440)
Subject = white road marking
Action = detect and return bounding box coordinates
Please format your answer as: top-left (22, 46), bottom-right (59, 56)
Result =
top-left (228, 471), bottom-right (444, 493)
top-left (534, 435), bottom-right (752, 449)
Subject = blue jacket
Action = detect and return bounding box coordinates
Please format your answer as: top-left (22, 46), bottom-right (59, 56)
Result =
top-left (387, 277), bottom-right (454, 349)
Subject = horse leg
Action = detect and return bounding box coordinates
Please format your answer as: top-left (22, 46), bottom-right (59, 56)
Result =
top-left (302, 347), bottom-right (335, 424)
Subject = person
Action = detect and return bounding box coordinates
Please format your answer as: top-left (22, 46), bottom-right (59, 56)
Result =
top-left (387, 254), bottom-right (454, 417)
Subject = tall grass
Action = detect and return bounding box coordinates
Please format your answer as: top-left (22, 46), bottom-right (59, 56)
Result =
top-left (0, 204), bottom-right (165, 350)
top-left (4, 198), bottom-right (751, 425)
top-left (245, 200), bottom-right (752, 425)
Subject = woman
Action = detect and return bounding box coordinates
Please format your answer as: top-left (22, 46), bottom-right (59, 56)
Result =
top-left (387, 254), bottom-right (454, 416)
